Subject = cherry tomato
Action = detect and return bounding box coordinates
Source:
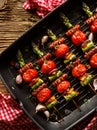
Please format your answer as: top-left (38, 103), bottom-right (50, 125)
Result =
top-left (90, 53), bottom-right (97, 68)
top-left (57, 81), bottom-right (70, 93)
top-left (71, 30), bottom-right (86, 46)
top-left (22, 69), bottom-right (38, 82)
top-left (55, 44), bottom-right (69, 58)
top-left (37, 88), bottom-right (51, 103)
top-left (41, 60), bottom-right (56, 74)
top-left (72, 64), bottom-right (86, 77)
top-left (90, 19), bottom-right (97, 33)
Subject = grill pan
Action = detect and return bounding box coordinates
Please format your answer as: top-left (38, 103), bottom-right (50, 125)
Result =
top-left (0, 0), bottom-right (97, 129)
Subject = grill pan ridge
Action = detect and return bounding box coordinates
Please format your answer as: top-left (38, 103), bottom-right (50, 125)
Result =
top-left (0, 0), bottom-right (97, 130)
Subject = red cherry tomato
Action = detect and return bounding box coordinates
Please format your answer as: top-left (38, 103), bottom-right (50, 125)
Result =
top-left (41, 60), bottom-right (56, 74)
top-left (72, 64), bottom-right (86, 77)
top-left (71, 30), bottom-right (86, 46)
top-left (57, 81), bottom-right (70, 93)
top-left (55, 44), bottom-right (69, 58)
top-left (37, 88), bottom-right (51, 103)
top-left (90, 19), bottom-right (97, 33)
top-left (22, 69), bottom-right (38, 82)
top-left (90, 53), bottom-right (97, 68)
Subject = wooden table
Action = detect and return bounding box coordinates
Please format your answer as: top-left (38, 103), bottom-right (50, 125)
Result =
top-left (0, 0), bottom-right (40, 95)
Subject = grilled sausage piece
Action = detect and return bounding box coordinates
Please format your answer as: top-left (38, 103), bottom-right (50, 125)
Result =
top-left (49, 37), bottom-right (65, 49)
top-left (32, 83), bottom-right (47, 96)
top-left (66, 58), bottom-right (81, 70)
top-left (38, 53), bottom-right (52, 64)
top-left (19, 62), bottom-right (33, 74)
top-left (84, 46), bottom-right (97, 59)
top-left (85, 13), bottom-right (97, 25)
top-left (52, 74), bottom-right (68, 87)
top-left (66, 24), bottom-right (80, 36)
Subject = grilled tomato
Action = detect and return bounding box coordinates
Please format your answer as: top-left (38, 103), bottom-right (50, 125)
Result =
top-left (41, 60), bottom-right (56, 74)
top-left (22, 69), bottom-right (38, 82)
top-left (37, 88), bottom-right (51, 103)
top-left (71, 30), bottom-right (86, 46)
top-left (72, 64), bottom-right (86, 77)
top-left (90, 53), bottom-right (97, 68)
top-left (57, 80), bottom-right (70, 93)
top-left (90, 19), bottom-right (97, 33)
top-left (55, 44), bottom-right (69, 58)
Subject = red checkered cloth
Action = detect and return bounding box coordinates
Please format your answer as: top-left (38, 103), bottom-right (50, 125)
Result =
top-left (72, 113), bottom-right (97, 130)
top-left (23, 0), bottom-right (66, 17)
top-left (1, 92), bottom-right (97, 130)
top-left (0, 92), bottom-right (40, 130)
top-left (84, 114), bottom-right (97, 130)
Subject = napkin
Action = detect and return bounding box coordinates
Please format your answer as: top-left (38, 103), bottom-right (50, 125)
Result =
top-left (23, 0), bottom-right (66, 17)
top-left (0, 92), bottom-right (40, 130)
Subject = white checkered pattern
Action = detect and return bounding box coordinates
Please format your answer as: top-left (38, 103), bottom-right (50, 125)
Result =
top-left (0, 92), bottom-right (40, 130)
top-left (0, 92), bottom-right (97, 129)
top-left (23, 0), bottom-right (66, 17)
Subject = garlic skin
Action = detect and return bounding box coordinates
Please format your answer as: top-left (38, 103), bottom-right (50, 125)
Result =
top-left (41, 35), bottom-right (49, 45)
top-left (88, 32), bottom-right (94, 41)
top-left (16, 74), bottom-right (22, 84)
top-left (35, 104), bottom-right (46, 113)
top-left (43, 110), bottom-right (50, 121)
top-left (95, 8), bottom-right (97, 13)
top-left (93, 78), bottom-right (97, 90)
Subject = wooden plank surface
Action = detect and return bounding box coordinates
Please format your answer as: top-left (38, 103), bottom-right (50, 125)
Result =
top-left (0, 0), bottom-right (40, 95)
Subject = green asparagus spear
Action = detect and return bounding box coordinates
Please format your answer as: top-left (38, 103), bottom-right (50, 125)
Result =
top-left (47, 29), bottom-right (57, 41)
top-left (82, 2), bottom-right (93, 17)
top-left (17, 50), bottom-right (25, 68)
top-left (60, 13), bottom-right (73, 29)
top-left (32, 44), bottom-right (44, 58)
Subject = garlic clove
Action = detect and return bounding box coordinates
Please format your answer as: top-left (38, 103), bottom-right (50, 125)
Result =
top-left (88, 32), bottom-right (94, 41)
top-left (93, 78), bottom-right (97, 90)
top-left (16, 74), bottom-right (22, 84)
top-left (95, 8), bottom-right (97, 13)
top-left (41, 35), bottom-right (49, 45)
top-left (36, 104), bottom-right (46, 113)
top-left (43, 110), bottom-right (50, 121)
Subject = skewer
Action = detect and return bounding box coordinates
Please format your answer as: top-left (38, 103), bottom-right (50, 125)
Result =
top-left (53, 106), bottom-right (64, 121)
top-left (32, 44), bottom-right (80, 113)
top-left (16, 50), bottom-right (66, 121)
top-left (82, 2), bottom-right (97, 34)
top-left (88, 83), bottom-right (97, 94)
top-left (47, 29), bottom-right (97, 95)
top-left (82, 2), bottom-right (93, 18)
top-left (58, 13), bottom-right (97, 92)
top-left (72, 99), bottom-right (81, 111)
top-left (47, 29), bottom-right (81, 110)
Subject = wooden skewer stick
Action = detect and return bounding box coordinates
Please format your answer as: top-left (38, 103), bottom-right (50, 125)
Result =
top-left (53, 106), bottom-right (64, 121)
top-left (88, 83), bottom-right (97, 94)
top-left (72, 99), bottom-right (81, 111)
